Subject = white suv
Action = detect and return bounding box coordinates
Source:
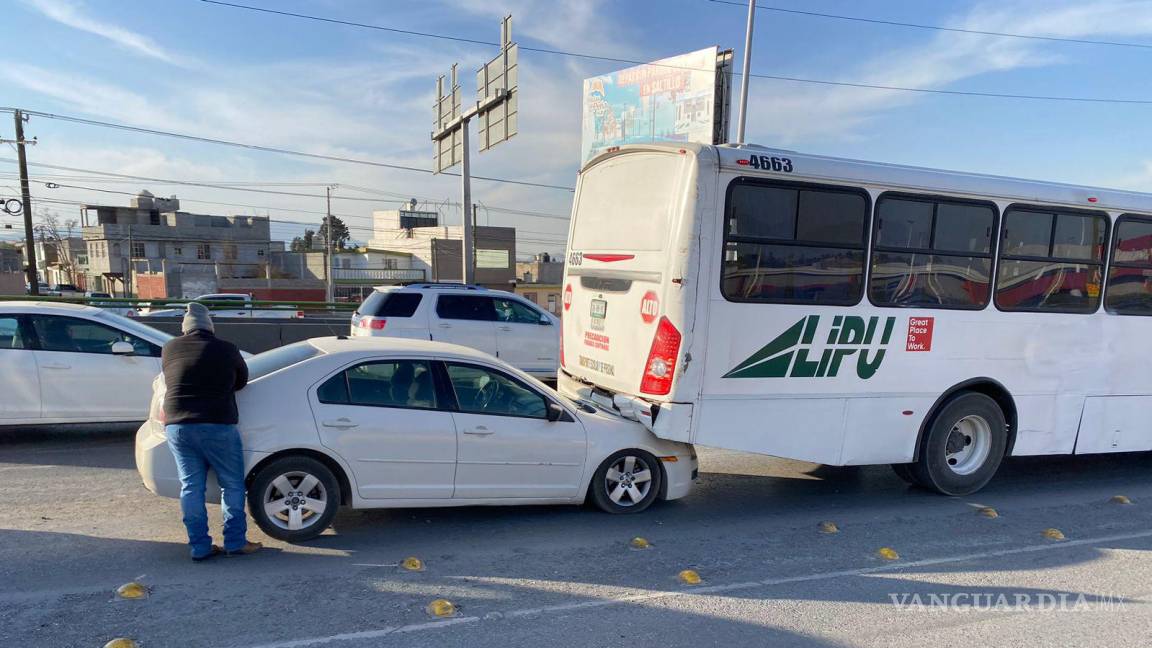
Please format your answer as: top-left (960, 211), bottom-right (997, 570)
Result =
top-left (350, 284), bottom-right (559, 381)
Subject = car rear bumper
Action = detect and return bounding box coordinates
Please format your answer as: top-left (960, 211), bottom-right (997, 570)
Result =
top-left (135, 419), bottom-right (269, 504)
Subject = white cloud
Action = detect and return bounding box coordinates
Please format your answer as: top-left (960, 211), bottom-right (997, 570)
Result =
top-left (22, 0), bottom-right (190, 66)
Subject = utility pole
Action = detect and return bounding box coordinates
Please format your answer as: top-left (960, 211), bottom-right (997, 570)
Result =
top-left (735, 0), bottom-right (756, 143)
top-left (14, 111), bottom-right (38, 295)
top-left (325, 185), bottom-right (334, 302)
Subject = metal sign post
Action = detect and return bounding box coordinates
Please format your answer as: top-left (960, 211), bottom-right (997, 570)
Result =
top-left (431, 15), bottom-right (518, 285)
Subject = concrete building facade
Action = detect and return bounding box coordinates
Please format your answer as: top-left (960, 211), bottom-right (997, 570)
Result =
top-left (367, 207), bottom-right (516, 287)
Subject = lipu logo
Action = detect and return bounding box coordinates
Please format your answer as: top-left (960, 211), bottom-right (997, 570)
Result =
top-left (724, 315), bottom-right (896, 379)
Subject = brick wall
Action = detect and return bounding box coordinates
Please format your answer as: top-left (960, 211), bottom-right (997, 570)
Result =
top-left (134, 273), bottom-right (168, 299)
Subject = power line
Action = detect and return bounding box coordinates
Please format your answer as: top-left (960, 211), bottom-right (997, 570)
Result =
top-left (708, 0), bottom-right (1152, 51)
top-left (0, 108), bottom-right (575, 192)
top-left (194, 0), bottom-right (1152, 106)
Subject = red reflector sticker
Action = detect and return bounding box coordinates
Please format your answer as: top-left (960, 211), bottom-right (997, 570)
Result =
top-left (736, 159), bottom-right (750, 165)
top-left (584, 254), bottom-right (635, 263)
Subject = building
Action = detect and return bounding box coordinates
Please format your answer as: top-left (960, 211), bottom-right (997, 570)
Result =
top-left (80, 191), bottom-right (284, 298)
top-left (367, 203), bottom-right (516, 287)
top-left (261, 247), bottom-right (426, 302)
top-left (0, 245), bottom-right (23, 295)
top-left (33, 237), bottom-right (88, 289)
top-left (514, 252), bottom-right (565, 315)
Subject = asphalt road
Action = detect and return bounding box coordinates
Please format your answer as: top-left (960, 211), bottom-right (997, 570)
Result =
top-left (3, 427), bottom-right (1152, 647)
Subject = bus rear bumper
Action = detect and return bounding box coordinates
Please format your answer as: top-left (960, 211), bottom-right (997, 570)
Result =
top-left (558, 370), bottom-right (694, 444)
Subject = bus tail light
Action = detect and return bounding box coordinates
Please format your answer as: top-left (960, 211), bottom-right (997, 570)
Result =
top-left (640, 316), bottom-right (681, 395)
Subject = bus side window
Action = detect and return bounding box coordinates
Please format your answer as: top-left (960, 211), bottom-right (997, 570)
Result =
top-left (721, 179), bottom-right (868, 305)
top-left (1104, 215), bottom-right (1152, 315)
top-left (995, 205), bottom-right (1107, 314)
top-left (869, 195), bottom-right (997, 310)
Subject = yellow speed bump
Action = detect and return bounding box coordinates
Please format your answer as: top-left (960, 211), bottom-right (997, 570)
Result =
top-left (426, 598), bottom-right (457, 618)
top-left (1042, 528), bottom-right (1066, 541)
top-left (1110, 495), bottom-right (1133, 505)
top-left (400, 557), bottom-right (425, 572)
top-left (103, 639), bottom-right (138, 648)
top-left (115, 582), bottom-right (148, 600)
top-left (629, 537), bottom-right (651, 550)
top-left (876, 547), bottom-right (900, 561)
top-left (977, 507), bottom-right (999, 519)
top-left (818, 521), bottom-right (839, 534)
top-left (677, 569), bottom-right (702, 585)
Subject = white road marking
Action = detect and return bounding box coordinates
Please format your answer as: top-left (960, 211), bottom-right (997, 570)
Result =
top-left (240, 528), bottom-right (1152, 648)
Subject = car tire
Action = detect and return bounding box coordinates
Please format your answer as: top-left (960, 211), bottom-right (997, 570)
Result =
top-left (248, 456), bottom-right (341, 542)
top-left (589, 449), bottom-right (662, 514)
top-left (910, 392), bottom-right (1007, 496)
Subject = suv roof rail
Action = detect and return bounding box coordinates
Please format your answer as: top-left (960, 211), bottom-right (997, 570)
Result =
top-left (388, 283), bottom-right (489, 291)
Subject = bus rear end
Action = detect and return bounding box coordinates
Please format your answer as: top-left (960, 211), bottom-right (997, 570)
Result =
top-left (559, 145), bottom-right (706, 441)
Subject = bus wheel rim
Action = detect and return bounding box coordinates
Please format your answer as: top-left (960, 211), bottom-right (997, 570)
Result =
top-left (944, 415), bottom-right (992, 476)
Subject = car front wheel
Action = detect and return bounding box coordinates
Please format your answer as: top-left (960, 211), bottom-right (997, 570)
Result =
top-left (248, 456), bottom-right (340, 542)
top-left (590, 450), bottom-right (662, 514)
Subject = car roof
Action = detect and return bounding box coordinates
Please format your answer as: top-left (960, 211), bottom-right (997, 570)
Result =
top-left (305, 336), bottom-right (502, 363)
top-left (373, 283), bottom-right (490, 293)
top-left (0, 301), bottom-right (103, 315)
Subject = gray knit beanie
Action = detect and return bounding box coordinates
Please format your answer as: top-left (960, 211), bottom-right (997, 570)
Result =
top-left (182, 301), bottom-right (214, 334)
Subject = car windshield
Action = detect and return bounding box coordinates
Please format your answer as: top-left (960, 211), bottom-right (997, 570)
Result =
top-left (246, 341), bottom-right (322, 380)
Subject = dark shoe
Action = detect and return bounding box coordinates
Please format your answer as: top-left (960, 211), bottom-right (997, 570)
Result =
top-left (225, 541), bottom-right (263, 556)
top-left (192, 545), bottom-right (223, 562)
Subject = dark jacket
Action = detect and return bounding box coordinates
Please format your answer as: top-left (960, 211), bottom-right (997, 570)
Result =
top-left (161, 330), bottom-right (248, 425)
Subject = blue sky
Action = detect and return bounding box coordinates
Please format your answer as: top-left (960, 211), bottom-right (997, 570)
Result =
top-left (4, 0), bottom-right (1152, 256)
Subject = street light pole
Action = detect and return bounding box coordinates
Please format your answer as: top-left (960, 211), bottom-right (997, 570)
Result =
top-left (460, 124), bottom-right (475, 285)
top-left (735, 0), bottom-right (756, 144)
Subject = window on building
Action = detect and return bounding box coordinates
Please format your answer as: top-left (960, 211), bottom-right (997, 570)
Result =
top-left (149, 210), bottom-right (161, 225)
top-left (523, 292), bottom-right (538, 304)
top-left (721, 179), bottom-right (868, 305)
top-left (995, 206), bottom-right (1107, 313)
top-left (131, 242), bottom-right (146, 258)
top-left (1105, 215), bottom-right (1152, 315)
top-left (173, 246), bottom-right (183, 257)
top-left (546, 294), bottom-right (559, 314)
top-left (197, 243), bottom-right (211, 260)
top-left (257, 248), bottom-right (265, 257)
top-left (869, 195), bottom-right (997, 309)
top-left (223, 244), bottom-right (238, 261)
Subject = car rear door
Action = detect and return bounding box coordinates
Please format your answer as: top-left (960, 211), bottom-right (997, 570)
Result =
top-left (29, 314), bottom-right (162, 420)
top-left (0, 314), bottom-right (41, 420)
top-left (444, 362), bottom-right (586, 499)
top-left (310, 359), bottom-right (457, 499)
top-left (429, 295), bottom-right (498, 358)
top-left (492, 296), bottom-right (558, 377)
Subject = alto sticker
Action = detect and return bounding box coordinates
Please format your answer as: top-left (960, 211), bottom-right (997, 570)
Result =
top-left (563, 284), bottom-right (573, 311)
top-left (906, 317), bottom-right (934, 352)
top-left (640, 290), bottom-right (659, 324)
top-left (724, 315), bottom-right (896, 379)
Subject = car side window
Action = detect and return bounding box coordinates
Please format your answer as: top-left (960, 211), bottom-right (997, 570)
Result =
top-left (0, 316), bottom-right (27, 350)
top-left (320, 360), bottom-right (438, 410)
top-left (494, 298), bottom-right (543, 324)
top-left (436, 295), bottom-right (497, 321)
top-left (445, 363), bottom-right (547, 419)
top-left (30, 315), bottom-right (159, 356)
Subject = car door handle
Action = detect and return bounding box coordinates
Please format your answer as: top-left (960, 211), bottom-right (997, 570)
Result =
top-left (321, 418), bottom-right (358, 429)
top-left (463, 427), bottom-right (493, 436)
top-left (41, 363), bottom-right (71, 370)
top-left (438, 323), bottom-right (452, 328)
top-left (498, 326), bottom-right (513, 331)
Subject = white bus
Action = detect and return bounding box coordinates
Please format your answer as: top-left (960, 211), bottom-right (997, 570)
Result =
top-left (558, 142), bottom-right (1152, 496)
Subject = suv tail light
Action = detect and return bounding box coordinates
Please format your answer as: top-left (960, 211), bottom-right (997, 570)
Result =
top-left (640, 316), bottom-right (681, 396)
top-left (358, 317), bottom-right (386, 330)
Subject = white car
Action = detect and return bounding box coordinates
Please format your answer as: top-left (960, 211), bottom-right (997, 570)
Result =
top-left (350, 284), bottom-right (559, 382)
top-left (136, 337), bottom-right (696, 542)
top-left (138, 293), bottom-right (304, 319)
top-left (0, 301), bottom-right (173, 425)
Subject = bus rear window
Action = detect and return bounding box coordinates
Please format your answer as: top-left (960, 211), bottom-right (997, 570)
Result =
top-left (572, 153), bottom-right (688, 252)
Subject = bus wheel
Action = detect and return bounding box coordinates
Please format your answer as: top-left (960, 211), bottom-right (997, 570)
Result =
top-left (911, 392), bottom-right (1007, 496)
top-left (890, 463), bottom-right (920, 486)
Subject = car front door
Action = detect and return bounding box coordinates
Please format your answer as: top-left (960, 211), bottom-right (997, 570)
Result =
top-left (492, 297), bottom-right (558, 377)
top-left (311, 359), bottom-right (457, 499)
top-left (29, 315), bottom-right (162, 420)
top-left (430, 295), bottom-right (498, 358)
top-left (0, 315), bottom-right (41, 420)
top-left (444, 362), bottom-right (586, 499)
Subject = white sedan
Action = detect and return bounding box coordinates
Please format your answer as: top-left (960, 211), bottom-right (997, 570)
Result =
top-left (136, 337), bottom-right (697, 542)
top-left (0, 301), bottom-right (173, 425)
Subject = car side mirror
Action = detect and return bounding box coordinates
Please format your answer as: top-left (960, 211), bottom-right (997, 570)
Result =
top-left (539, 314), bottom-right (552, 325)
top-left (111, 341), bottom-right (135, 355)
top-left (546, 402), bottom-right (565, 422)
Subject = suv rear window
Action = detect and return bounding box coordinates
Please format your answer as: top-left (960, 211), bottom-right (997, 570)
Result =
top-left (359, 292), bottom-right (423, 318)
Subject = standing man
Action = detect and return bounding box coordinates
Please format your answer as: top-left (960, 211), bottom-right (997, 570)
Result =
top-left (162, 302), bottom-right (262, 561)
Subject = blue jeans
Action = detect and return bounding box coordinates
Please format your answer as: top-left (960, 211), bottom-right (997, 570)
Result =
top-left (166, 423), bottom-right (249, 557)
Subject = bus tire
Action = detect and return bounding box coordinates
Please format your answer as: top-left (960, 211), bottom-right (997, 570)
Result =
top-left (890, 463), bottom-right (920, 486)
top-left (911, 392), bottom-right (1007, 496)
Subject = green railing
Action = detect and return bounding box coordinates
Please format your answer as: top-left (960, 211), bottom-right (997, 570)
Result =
top-left (0, 294), bottom-right (358, 315)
